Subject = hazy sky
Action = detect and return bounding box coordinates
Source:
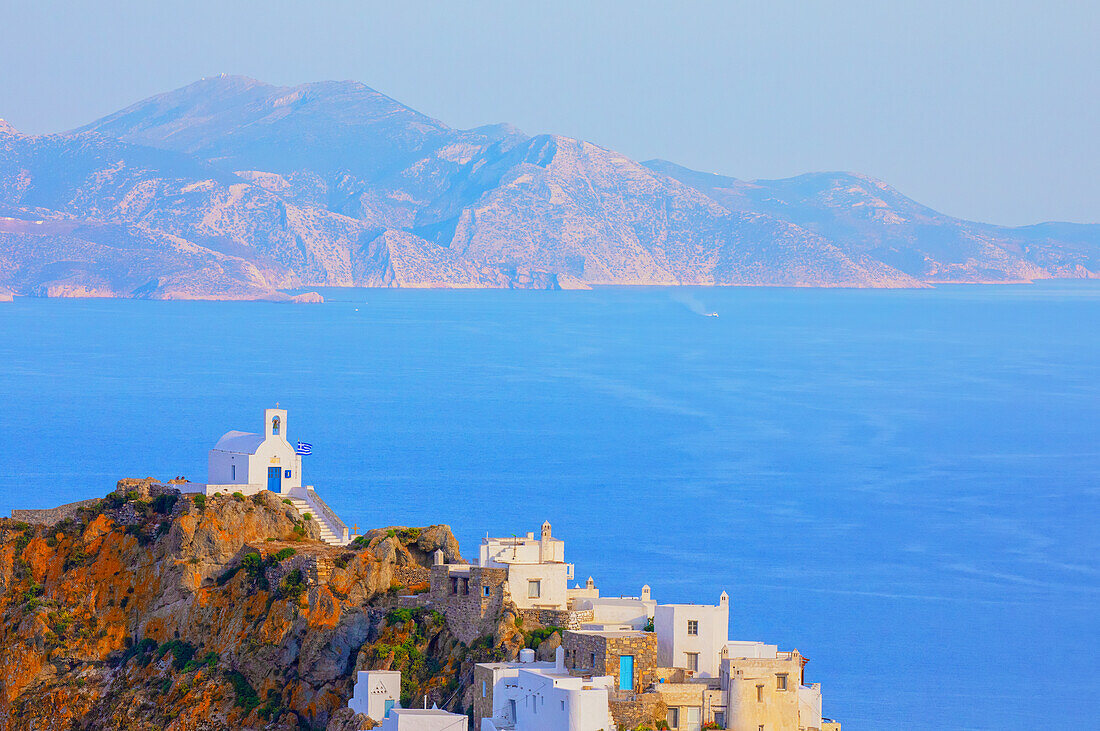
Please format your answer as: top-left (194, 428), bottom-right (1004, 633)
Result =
top-left (1, 1), bottom-right (1096, 225)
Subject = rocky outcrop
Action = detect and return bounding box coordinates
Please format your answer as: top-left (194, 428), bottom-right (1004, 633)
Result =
top-left (0, 481), bottom-right (510, 730)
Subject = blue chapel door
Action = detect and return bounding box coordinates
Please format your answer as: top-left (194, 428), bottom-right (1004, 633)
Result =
top-left (267, 466), bottom-right (281, 492)
top-left (619, 655), bottom-right (634, 691)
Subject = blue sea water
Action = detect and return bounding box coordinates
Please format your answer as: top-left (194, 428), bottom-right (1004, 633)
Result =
top-left (0, 283), bottom-right (1097, 730)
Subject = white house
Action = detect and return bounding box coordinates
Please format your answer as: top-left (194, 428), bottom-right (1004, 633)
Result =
top-left (380, 708), bottom-right (468, 730)
top-left (574, 585), bottom-right (656, 631)
top-left (349, 669), bottom-right (401, 723)
top-left (478, 522), bottom-right (574, 610)
top-left (654, 591), bottom-right (730, 678)
top-left (206, 407), bottom-right (301, 496)
top-left (476, 648), bottom-right (614, 731)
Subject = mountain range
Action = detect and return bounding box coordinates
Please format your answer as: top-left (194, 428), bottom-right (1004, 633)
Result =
top-left (1, 75), bottom-right (1097, 299)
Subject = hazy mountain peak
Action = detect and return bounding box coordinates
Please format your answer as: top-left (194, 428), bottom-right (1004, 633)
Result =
top-left (0, 119), bottom-right (22, 138)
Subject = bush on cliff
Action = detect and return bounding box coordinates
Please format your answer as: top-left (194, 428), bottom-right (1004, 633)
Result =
top-left (227, 670), bottom-right (260, 712)
top-left (158, 639), bottom-right (197, 671)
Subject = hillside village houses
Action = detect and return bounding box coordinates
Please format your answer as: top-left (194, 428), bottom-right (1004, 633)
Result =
top-left (416, 523), bottom-right (839, 731)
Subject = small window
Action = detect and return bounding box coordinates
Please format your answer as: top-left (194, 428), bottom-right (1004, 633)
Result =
top-left (686, 652), bottom-right (699, 672)
top-left (756, 684), bottom-right (764, 702)
top-left (450, 577), bottom-right (459, 595)
top-left (776, 673), bottom-right (788, 691)
top-left (560, 700), bottom-right (565, 711)
top-left (528, 579), bottom-right (541, 598)
top-left (667, 707), bottom-right (680, 728)
top-left (758, 726), bottom-right (765, 731)
top-left (483, 585), bottom-right (491, 597)
top-left (284, 469), bottom-right (291, 479)
top-left (590, 652), bottom-right (596, 669)
top-left (687, 619), bottom-right (699, 636)
top-left (231, 464), bottom-right (236, 480)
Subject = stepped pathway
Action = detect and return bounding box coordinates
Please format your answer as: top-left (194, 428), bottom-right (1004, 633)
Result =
top-left (286, 496), bottom-right (342, 545)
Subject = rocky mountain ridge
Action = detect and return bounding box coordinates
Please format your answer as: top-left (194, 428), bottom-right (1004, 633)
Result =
top-left (0, 76), bottom-right (1097, 298)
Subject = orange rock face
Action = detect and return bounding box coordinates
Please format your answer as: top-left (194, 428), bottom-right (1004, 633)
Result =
top-left (0, 484), bottom-right (478, 730)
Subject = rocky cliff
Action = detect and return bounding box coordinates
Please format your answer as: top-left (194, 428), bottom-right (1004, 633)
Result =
top-left (0, 77), bottom-right (1096, 298)
top-left (0, 479), bottom-right (532, 730)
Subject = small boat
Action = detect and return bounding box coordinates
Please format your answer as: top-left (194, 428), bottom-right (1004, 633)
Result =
top-left (705, 312), bottom-right (719, 318)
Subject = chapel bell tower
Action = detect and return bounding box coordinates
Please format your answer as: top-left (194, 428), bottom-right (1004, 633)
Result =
top-left (265, 407), bottom-right (288, 440)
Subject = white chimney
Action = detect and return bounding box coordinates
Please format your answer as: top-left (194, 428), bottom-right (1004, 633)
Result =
top-left (519, 648), bottom-right (536, 663)
top-left (555, 645), bottom-right (565, 672)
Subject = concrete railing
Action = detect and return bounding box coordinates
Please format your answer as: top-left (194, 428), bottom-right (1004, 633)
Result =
top-left (304, 487), bottom-right (349, 543)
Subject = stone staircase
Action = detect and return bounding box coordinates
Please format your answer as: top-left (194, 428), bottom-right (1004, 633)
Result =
top-left (285, 488), bottom-right (348, 546)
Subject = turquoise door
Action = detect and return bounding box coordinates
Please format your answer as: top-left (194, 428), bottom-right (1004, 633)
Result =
top-left (384, 699), bottom-right (395, 718)
top-left (619, 654), bottom-right (634, 691)
top-left (267, 466), bottom-right (281, 491)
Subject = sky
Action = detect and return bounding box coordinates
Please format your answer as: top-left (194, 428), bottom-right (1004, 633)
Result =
top-left (0, 0), bottom-right (1096, 226)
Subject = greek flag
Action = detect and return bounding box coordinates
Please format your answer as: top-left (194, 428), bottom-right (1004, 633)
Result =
top-left (295, 441), bottom-right (313, 456)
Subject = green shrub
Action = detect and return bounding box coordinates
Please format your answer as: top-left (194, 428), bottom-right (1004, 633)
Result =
top-left (271, 547), bottom-right (296, 562)
top-left (398, 527), bottom-right (421, 542)
top-left (386, 607), bottom-right (414, 626)
top-left (278, 569), bottom-right (306, 601)
top-left (227, 670), bottom-right (260, 712)
top-left (258, 688), bottom-right (284, 721)
top-left (302, 512), bottom-right (312, 522)
top-left (241, 552), bottom-right (264, 582)
top-left (282, 498), bottom-right (292, 505)
top-left (524, 627), bottom-right (562, 649)
top-left (231, 492), bottom-right (245, 501)
top-left (158, 639), bottom-right (197, 671)
top-left (152, 494), bottom-right (179, 515)
top-left (192, 494), bottom-right (206, 511)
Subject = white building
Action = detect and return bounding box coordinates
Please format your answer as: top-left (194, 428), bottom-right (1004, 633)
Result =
top-left (478, 522), bottom-right (574, 610)
top-left (654, 591), bottom-right (730, 678)
top-left (719, 647), bottom-right (827, 731)
top-left (349, 670), bottom-right (401, 723)
top-left (185, 407), bottom-right (350, 545)
top-left (206, 407), bottom-right (301, 495)
top-left (574, 585), bottom-right (656, 631)
top-left (380, 708), bottom-right (468, 731)
top-left (476, 648), bottom-right (614, 731)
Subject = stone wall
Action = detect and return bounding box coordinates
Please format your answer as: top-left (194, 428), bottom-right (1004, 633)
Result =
top-left (471, 664), bottom-right (496, 726)
top-left (608, 691), bottom-right (666, 730)
top-left (562, 631), bottom-right (658, 692)
top-left (427, 564), bottom-right (509, 644)
top-left (515, 607), bottom-right (594, 631)
top-left (11, 498), bottom-right (102, 526)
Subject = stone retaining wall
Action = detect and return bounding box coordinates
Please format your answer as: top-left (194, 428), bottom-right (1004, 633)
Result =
top-left (10, 498), bottom-right (101, 526)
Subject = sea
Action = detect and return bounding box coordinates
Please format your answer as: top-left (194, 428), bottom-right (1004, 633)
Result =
top-left (1, 282), bottom-right (1097, 730)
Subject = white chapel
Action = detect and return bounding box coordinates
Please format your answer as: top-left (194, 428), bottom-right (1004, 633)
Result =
top-left (206, 407), bottom-right (302, 496)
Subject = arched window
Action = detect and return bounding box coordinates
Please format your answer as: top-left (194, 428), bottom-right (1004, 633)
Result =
top-left (271, 416), bottom-right (281, 435)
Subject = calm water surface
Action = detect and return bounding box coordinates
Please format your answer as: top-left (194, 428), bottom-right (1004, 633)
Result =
top-left (1, 283), bottom-right (1098, 730)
